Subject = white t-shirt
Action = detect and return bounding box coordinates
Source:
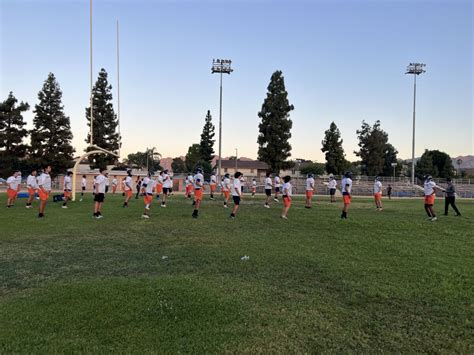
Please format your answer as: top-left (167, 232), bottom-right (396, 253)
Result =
top-left (124, 176), bottom-right (133, 191)
top-left (223, 177), bottom-right (231, 191)
top-left (210, 175), bottom-right (216, 184)
top-left (328, 179), bottom-right (337, 189)
top-left (95, 174), bottom-right (107, 194)
top-left (38, 173), bottom-right (52, 192)
top-left (341, 177), bottom-right (352, 194)
top-left (162, 173), bottom-right (172, 188)
top-left (112, 178), bottom-right (118, 186)
top-left (265, 177), bottom-right (272, 190)
top-left (7, 176), bottom-right (19, 190)
top-left (157, 175), bottom-right (164, 184)
top-left (374, 181), bottom-right (382, 194)
top-left (306, 177), bottom-right (315, 191)
top-left (252, 180), bottom-right (257, 187)
top-left (27, 175), bottom-right (38, 189)
top-left (282, 182), bottom-right (292, 196)
top-left (81, 178), bottom-right (87, 188)
top-left (194, 173), bottom-right (204, 189)
top-left (142, 176), bottom-right (154, 194)
top-left (187, 175), bottom-right (194, 186)
top-left (64, 176), bottom-right (72, 191)
top-left (424, 180), bottom-right (436, 196)
top-left (232, 178), bottom-right (241, 196)
top-left (274, 176), bottom-right (281, 188)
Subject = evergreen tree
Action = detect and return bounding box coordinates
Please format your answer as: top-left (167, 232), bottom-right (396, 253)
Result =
top-left (199, 110), bottom-right (215, 163)
top-left (382, 143), bottom-right (399, 176)
top-left (416, 150), bottom-right (437, 178)
top-left (30, 73), bottom-right (75, 176)
top-left (125, 150), bottom-right (161, 172)
top-left (171, 157), bottom-right (186, 173)
top-left (321, 121), bottom-right (348, 174)
top-left (257, 70), bottom-right (294, 173)
top-left (416, 149), bottom-right (454, 178)
top-left (185, 144), bottom-right (202, 172)
top-left (355, 120), bottom-right (393, 176)
top-left (0, 92), bottom-right (29, 177)
top-left (85, 69), bottom-right (120, 169)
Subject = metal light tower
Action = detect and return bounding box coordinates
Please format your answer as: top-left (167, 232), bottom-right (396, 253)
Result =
top-left (405, 62), bottom-right (426, 185)
top-left (211, 59), bottom-right (233, 180)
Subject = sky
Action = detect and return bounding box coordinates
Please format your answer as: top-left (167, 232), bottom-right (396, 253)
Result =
top-left (1, 0), bottom-right (473, 162)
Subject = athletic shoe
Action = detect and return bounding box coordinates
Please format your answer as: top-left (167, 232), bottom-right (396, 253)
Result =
top-left (95, 215), bottom-right (103, 219)
top-left (79, 198), bottom-right (83, 202)
top-left (430, 217), bottom-right (438, 222)
top-left (273, 198), bottom-right (279, 202)
top-left (280, 215), bottom-right (288, 220)
top-left (223, 205), bottom-right (228, 208)
top-left (305, 206), bottom-right (311, 209)
top-left (161, 204), bottom-right (167, 208)
top-left (62, 206), bottom-right (68, 209)
top-left (142, 214), bottom-right (150, 219)
top-left (264, 204), bottom-right (270, 209)
top-left (192, 214), bottom-right (198, 219)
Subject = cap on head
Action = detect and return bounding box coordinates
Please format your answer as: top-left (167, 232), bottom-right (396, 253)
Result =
top-left (344, 171), bottom-right (352, 178)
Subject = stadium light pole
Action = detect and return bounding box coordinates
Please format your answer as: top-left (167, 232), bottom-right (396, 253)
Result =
top-left (211, 59), bottom-right (233, 180)
top-left (116, 19), bottom-right (121, 158)
top-left (405, 62), bottom-right (426, 185)
top-left (89, 0), bottom-right (94, 146)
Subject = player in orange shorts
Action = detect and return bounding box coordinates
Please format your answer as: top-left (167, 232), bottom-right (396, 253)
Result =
top-left (209, 173), bottom-right (217, 200)
top-left (251, 179), bottom-right (257, 197)
top-left (305, 173), bottom-right (315, 209)
top-left (192, 167), bottom-right (204, 218)
top-left (423, 174), bottom-right (445, 221)
top-left (373, 176), bottom-right (383, 211)
top-left (6, 170), bottom-right (21, 208)
top-left (26, 169), bottom-right (38, 208)
top-left (340, 171), bottom-right (352, 219)
top-left (222, 173), bottom-right (231, 208)
top-left (38, 165), bottom-right (52, 218)
top-left (62, 171), bottom-right (73, 208)
top-left (141, 172), bottom-right (155, 218)
top-left (281, 176), bottom-right (292, 219)
top-left (123, 170), bottom-right (133, 207)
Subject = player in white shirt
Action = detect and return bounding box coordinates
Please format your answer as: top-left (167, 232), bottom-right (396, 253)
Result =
top-left (274, 175), bottom-right (281, 202)
top-left (281, 176), bottom-right (293, 219)
top-left (222, 173), bottom-right (231, 208)
top-left (209, 173), bottom-right (217, 200)
top-left (62, 171), bottom-right (73, 208)
top-left (141, 172), bottom-right (155, 218)
top-left (161, 170), bottom-right (172, 207)
top-left (423, 175), bottom-right (445, 221)
top-left (123, 170), bottom-right (133, 207)
top-left (229, 172), bottom-right (243, 219)
top-left (251, 179), bottom-right (257, 197)
top-left (340, 172), bottom-right (353, 219)
top-left (93, 168), bottom-right (107, 219)
top-left (305, 173), bottom-right (315, 209)
top-left (80, 175), bottom-right (87, 201)
top-left (26, 169), bottom-right (38, 208)
top-left (192, 167), bottom-right (204, 218)
top-left (264, 173), bottom-right (273, 208)
top-left (6, 170), bottom-right (21, 208)
top-left (328, 175), bottom-right (337, 203)
top-left (185, 173), bottom-right (194, 199)
top-left (112, 176), bottom-right (118, 194)
top-left (155, 172), bottom-right (164, 200)
top-left (373, 176), bottom-right (383, 211)
top-left (38, 165), bottom-right (52, 218)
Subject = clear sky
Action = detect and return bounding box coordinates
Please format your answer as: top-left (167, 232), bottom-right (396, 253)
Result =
top-left (1, 0), bottom-right (472, 162)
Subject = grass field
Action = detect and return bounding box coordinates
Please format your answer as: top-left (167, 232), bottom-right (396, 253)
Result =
top-left (0, 192), bottom-right (472, 353)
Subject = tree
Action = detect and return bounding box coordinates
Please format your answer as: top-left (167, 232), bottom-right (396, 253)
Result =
top-left (321, 122), bottom-right (348, 174)
top-left (125, 149), bottom-right (161, 172)
top-left (30, 73), bottom-right (75, 176)
top-left (300, 162), bottom-right (325, 176)
top-left (85, 69), bottom-right (120, 169)
top-left (0, 92), bottom-right (29, 177)
top-left (199, 110), bottom-right (215, 163)
top-left (171, 157), bottom-right (186, 173)
top-left (257, 70), bottom-right (294, 173)
top-left (416, 149), bottom-right (454, 178)
top-left (382, 143), bottom-right (400, 176)
top-left (355, 120), bottom-right (395, 176)
top-left (185, 144), bottom-right (202, 172)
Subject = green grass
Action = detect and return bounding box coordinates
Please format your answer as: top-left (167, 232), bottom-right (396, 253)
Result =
top-left (0, 193), bottom-right (473, 353)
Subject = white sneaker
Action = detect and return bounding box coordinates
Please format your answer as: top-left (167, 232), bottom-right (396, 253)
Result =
top-left (161, 204), bottom-right (167, 208)
top-left (223, 205), bottom-right (228, 208)
top-left (274, 198), bottom-right (279, 202)
top-left (431, 217), bottom-right (438, 222)
top-left (95, 215), bottom-right (103, 219)
top-left (79, 198), bottom-right (83, 202)
top-left (62, 205), bottom-right (68, 209)
top-left (281, 215), bottom-right (288, 219)
top-left (142, 214), bottom-right (150, 219)
top-left (264, 204), bottom-right (270, 209)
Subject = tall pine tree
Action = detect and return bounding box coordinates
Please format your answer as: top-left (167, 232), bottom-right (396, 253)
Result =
top-left (257, 71), bottom-right (294, 173)
top-left (30, 73), bottom-right (75, 176)
top-left (199, 110), bottom-right (215, 163)
top-left (321, 121), bottom-right (348, 174)
top-left (0, 92), bottom-right (29, 177)
top-left (85, 69), bottom-right (120, 169)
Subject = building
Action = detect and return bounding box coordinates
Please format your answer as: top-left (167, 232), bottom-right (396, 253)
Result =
top-left (220, 159), bottom-right (269, 178)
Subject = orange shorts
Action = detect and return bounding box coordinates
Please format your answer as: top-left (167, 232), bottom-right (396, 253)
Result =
top-left (424, 195), bottom-right (435, 205)
top-left (343, 194), bottom-right (351, 205)
top-left (194, 189), bottom-right (203, 201)
top-left (223, 190), bottom-right (230, 199)
top-left (112, 185), bottom-right (117, 192)
top-left (156, 184), bottom-right (163, 194)
top-left (144, 194), bottom-right (153, 205)
top-left (210, 183), bottom-right (216, 192)
top-left (306, 190), bottom-right (314, 198)
top-left (64, 191), bottom-right (71, 198)
top-left (7, 188), bottom-right (17, 199)
top-left (39, 190), bottom-right (49, 201)
top-left (125, 190), bottom-right (133, 198)
top-left (374, 192), bottom-right (382, 201)
top-left (28, 188), bottom-right (36, 197)
top-left (283, 196), bottom-right (292, 208)
top-left (252, 187), bottom-right (256, 193)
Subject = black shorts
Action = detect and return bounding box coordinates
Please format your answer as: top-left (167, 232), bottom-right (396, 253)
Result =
top-left (169, 188), bottom-right (173, 193)
top-left (275, 187), bottom-right (280, 193)
top-left (94, 193), bottom-right (105, 203)
top-left (233, 195), bottom-right (241, 205)
top-left (265, 189), bottom-right (272, 196)
top-left (163, 187), bottom-right (170, 194)
top-left (330, 188), bottom-right (336, 196)
top-left (82, 187), bottom-right (85, 191)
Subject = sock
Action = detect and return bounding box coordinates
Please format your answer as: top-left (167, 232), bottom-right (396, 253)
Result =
top-left (230, 213), bottom-right (235, 217)
top-left (193, 209), bottom-right (198, 216)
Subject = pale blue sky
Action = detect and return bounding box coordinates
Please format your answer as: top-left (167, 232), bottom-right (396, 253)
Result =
top-left (1, 0), bottom-right (472, 161)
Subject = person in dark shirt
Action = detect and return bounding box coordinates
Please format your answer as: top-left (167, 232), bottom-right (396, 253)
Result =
top-left (135, 177), bottom-right (142, 199)
top-left (444, 178), bottom-right (461, 216)
top-left (387, 184), bottom-right (392, 199)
